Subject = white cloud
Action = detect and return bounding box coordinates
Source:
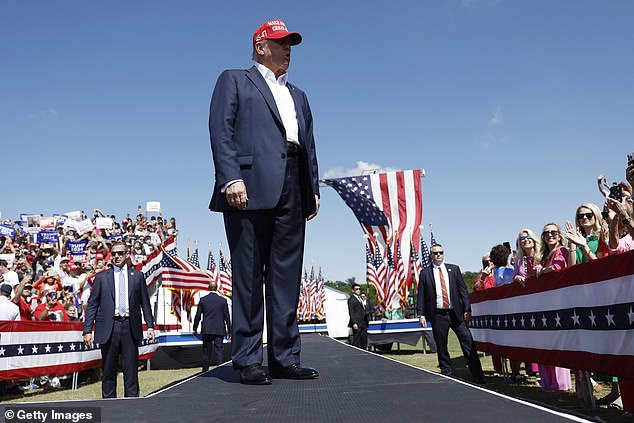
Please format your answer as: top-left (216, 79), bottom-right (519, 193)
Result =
top-left (488, 107), bottom-right (503, 127)
top-left (322, 161), bottom-right (401, 179)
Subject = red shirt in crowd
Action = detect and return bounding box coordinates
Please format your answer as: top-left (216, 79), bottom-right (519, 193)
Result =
top-left (34, 302), bottom-right (69, 322)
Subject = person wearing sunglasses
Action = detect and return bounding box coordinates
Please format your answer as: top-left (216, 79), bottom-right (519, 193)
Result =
top-left (417, 244), bottom-right (484, 383)
top-left (513, 229), bottom-right (542, 287)
top-left (565, 203), bottom-right (608, 265)
top-left (535, 223), bottom-right (572, 392)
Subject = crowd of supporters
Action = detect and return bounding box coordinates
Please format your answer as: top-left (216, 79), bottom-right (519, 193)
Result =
top-left (0, 208), bottom-right (178, 323)
top-left (0, 208), bottom-right (179, 394)
top-left (473, 161), bottom-right (634, 409)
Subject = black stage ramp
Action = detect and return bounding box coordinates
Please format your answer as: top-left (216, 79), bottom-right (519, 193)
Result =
top-left (5, 334), bottom-right (590, 423)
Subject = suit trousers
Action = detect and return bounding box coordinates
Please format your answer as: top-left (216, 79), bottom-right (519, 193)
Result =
top-left (351, 325), bottom-right (368, 350)
top-left (100, 319), bottom-right (139, 398)
top-left (202, 334), bottom-right (224, 371)
top-left (224, 155), bottom-right (305, 370)
top-left (431, 309), bottom-right (483, 380)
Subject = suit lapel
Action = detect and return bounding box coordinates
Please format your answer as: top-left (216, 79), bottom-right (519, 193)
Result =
top-left (128, 269), bottom-right (136, 302)
top-left (245, 66), bottom-right (284, 128)
top-left (106, 268), bottom-right (115, 300)
top-left (287, 83), bottom-right (306, 147)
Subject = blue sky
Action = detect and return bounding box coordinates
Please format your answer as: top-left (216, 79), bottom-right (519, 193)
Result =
top-left (2, 1), bottom-right (633, 285)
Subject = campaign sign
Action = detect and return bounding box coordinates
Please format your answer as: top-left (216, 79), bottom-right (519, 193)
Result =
top-left (0, 225), bottom-right (16, 239)
top-left (96, 217), bottom-right (113, 230)
top-left (39, 217), bottom-right (55, 230)
top-left (0, 254), bottom-right (15, 264)
top-left (66, 240), bottom-right (87, 255)
top-left (76, 219), bottom-right (94, 235)
top-left (37, 231), bottom-right (59, 244)
top-left (146, 201), bottom-right (161, 212)
top-left (64, 211), bottom-right (82, 221)
top-left (54, 214), bottom-right (68, 226)
top-left (108, 234), bottom-right (123, 241)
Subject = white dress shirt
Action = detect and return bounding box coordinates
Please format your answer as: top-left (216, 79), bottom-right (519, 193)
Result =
top-left (113, 265), bottom-right (129, 317)
top-left (432, 263), bottom-right (452, 309)
top-left (255, 62), bottom-right (299, 144)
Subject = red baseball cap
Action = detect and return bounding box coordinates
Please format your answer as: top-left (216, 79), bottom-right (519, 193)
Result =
top-left (253, 19), bottom-right (302, 46)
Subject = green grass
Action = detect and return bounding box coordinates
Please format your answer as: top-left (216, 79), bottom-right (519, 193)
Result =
top-left (2, 336), bottom-right (631, 422)
top-left (1, 367), bottom-right (199, 403)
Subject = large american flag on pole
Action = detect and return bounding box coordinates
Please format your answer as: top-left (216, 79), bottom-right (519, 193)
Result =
top-left (323, 170), bottom-right (423, 310)
top-left (470, 251), bottom-right (634, 378)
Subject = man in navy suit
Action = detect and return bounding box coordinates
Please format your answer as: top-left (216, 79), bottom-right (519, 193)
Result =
top-left (209, 19), bottom-right (320, 385)
top-left (417, 244), bottom-right (484, 383)
top-left (83, 241), bottom-right (155, 397)
top-left (193, 281), bottom-right (232, 371)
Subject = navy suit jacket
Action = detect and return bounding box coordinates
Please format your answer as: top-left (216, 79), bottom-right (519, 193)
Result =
top-left (208, 66), bottom-right (319, 216)
top-left (193, 292), bottom-right (231, 336)
top-left (416, 263), bottom-right (470, 322)
top-left (83, 267), bottom-right (154, 345)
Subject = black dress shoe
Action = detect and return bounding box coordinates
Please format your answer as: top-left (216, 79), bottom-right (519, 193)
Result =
top-left (270, 364), bottom-right (319, 380)
top-left (239, 364), bottom-right (272, 385)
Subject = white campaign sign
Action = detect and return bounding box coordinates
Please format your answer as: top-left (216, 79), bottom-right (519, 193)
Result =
top-left (96, 217), bottom-right (113, 230)
top-left (146, 201), bottom-right (161, 212)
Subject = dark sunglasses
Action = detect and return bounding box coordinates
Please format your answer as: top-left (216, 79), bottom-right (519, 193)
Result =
top-left (542, 230), bottom-right (559, 237)
top-left (111, 251), bottom-right (127, 257)
top-left (519, 235), bottom-right (532, 241)
top-left (577, 212), bottom-right (594, 220)
top-left (431, 251), bottom-right (444, 255)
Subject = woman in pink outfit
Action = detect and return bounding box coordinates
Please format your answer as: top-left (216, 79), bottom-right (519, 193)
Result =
top-left (535, 223), bottom-right (572, 391)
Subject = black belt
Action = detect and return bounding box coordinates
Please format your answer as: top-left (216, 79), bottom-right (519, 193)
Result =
top-left (114, 316), bottom-right (129, 321)
top-left (286, 142), bottom-right (302, 156)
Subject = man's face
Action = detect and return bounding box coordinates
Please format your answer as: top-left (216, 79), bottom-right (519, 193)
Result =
top-left (431, 246), bottom-right (445, 266)
top-left (258, 37), bottom-right (292, 77)
top-left (60, 261), bottom-right (69, 272)
top-left (111, 245), bottom-right (128, 268)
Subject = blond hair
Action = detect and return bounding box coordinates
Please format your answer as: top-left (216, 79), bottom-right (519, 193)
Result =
top-left (515, 228), bottom-right (542, 264)
top-left (575, 203), bottom-right (603, 237)
top-left (540, 223), bottom-right (567, 266)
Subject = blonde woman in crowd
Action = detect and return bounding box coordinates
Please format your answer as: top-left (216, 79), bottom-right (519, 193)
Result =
top-left (565, 203), bottom-right (608, 265)
top-left (513, 229), bottom-right (542, 286)
top-left (535, 223), bottom-right (572, 391)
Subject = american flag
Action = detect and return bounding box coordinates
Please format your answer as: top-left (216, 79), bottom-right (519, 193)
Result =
top-left (323, 170), bottom-right (423, 309)
top-left (206, 246), bottom-right (219, 283)
top-left (188, 247), bottom-right (200, 268)
top-left (160, 247), bottom-right (213, 291)
top-left (299, 267), bottom-right (311, 321)
top-left (170, 289), bottom-right (182, 322)
top-left (316, 266), bottom-right (326, 320)
top-left (218, 247), bottom-right (232, 297)
top-left (373, 236), bottom-right (387, 313)
top-left (309, 265), bottom-right (317, 318)
top-left (163, 235), bottom-right (178, 255)
top-left (395, 239), bottom-right (407, 305)
top-left (384, 241), bottom-right (397, 310)
top-left (365, 239), bottom-right (378, 298)
top-left (410, 240), bottom-right (421, 286)
top-left (430, 225), bottom-right (437, 247)
top-left (420, 235), bottom-right (431, 270)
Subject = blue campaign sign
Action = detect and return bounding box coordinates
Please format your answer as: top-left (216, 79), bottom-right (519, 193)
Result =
top-left (37, 231), bottom-right (59, 244)
top-left (0, 225), bottom-right (16, 239)
top-left (66, 240), bottom-right (87, 255)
